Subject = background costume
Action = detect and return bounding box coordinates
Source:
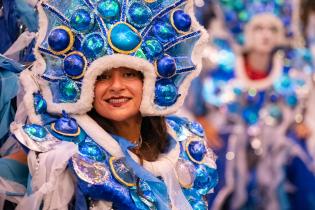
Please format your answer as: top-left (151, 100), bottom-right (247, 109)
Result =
top-left (9, 0), bottom-right (218, 209)
top-left (186, 0), bottom-right (315, 210)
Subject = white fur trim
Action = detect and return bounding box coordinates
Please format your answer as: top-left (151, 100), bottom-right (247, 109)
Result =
top-left (234, 51), bottom-right (284, 90)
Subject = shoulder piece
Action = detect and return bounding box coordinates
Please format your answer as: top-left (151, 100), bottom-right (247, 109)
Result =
top-left (10, 122), bottom-right (61, 152)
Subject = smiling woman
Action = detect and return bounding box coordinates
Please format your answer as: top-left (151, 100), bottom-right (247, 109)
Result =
top-left (8, 0), bottom-right (218, 209)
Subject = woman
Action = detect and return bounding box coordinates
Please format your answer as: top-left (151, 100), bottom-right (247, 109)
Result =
top-left (9, 0), bottom-right (218, 209)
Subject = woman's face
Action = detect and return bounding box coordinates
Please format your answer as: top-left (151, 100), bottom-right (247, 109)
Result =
top-left (245, 14), bottom-right (284, 54)
top-left (94, 67), bottom-right (143, 122)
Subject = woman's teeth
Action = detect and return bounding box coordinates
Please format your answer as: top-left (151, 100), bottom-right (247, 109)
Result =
top-left (108, 98), bottom-right (129, 104)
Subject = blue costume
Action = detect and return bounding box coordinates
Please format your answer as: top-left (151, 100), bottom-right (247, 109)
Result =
top-left (9, 0), bottom-right (218, 209)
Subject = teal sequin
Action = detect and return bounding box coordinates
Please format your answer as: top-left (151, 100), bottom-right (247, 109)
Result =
top-left (97, 0), bottom-right (120, 23)
top-left (59, 79), bottom-right (80, 101)
top-left (142, 38), bottom-right (163, 60)
top-left (82, 33), bottom-right (107, 60)
top-left (194, 164), bottom-right (218, 195)
top-left (79, 141), bottom-right (106, 162)
top-left (109, 23), bottom-right (141, 53)
top-left (23, 124), bottom-right (48, 142)
top-left (127, 2), bottom-right (152, 28)
top-left (70, 8), bottom-right (94, 32)
top-left (153, 21), bottom-right (176, 43)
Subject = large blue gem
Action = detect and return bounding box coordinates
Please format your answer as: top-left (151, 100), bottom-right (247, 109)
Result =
top-left (79, 141), bottom-right (106, 162)
top-left (285, 94), bottom-right (298, 108)
top-left (156, 56), bottom-right (176, 78)
top-left (82, 33), bottom-right (106, 60)
top-left (48, 28), bottom-right (71, 52)
top-left (142, 38), bottom-right (163, 60)
top-left (64, 52), bottom-right (86, 78)
top-left (127, 2), bottom-right (152, 28)
top-left (59, 79), bottom-right (79, 101)
top-left (33, 92), bottom-right (47, 114)
top-left (109, 23), bottom-right (141, 53)
top-left (187, 122), bottom-right (204, 137)
top-left (155, 79), bottom-right (178, 106)
top-left (70, 9), bottom-right (94, 32)
top-left (172, 10), bottom-right (191, 32)
top-left (194, 164), bottom-right (218, 195)
top-left (53, 111), bottom-right (79, 135)
top-left (153, 21), bottom-right (176, 43)
top-left (188, 141), bottom-right (206, 162)
top-left (97, 0), bottom-right (120, 23)
top-left (23, 124), bottom-right (48, 141)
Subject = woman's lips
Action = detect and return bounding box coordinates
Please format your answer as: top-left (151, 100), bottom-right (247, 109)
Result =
top-left (105, 97), bottom-right (131, 107)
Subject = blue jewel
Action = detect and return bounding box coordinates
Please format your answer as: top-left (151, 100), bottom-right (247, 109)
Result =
top-left (242, 107), bottom-right (259, 125)
top-left (23, 124), bottom-right (48, 142)
top-left (186, 122), bottom-right (204, 137)
top-left (97, 0), bottom-right (120, 23)
top-left (155, 79), bottom-right (178, 106)
top-left (51, 110), bottom-right (80, 136)
top-left (156, 55), bottom-right (176, 78)
top-left (64, 52), bottom-right (87, 79)
top-left (127, 2), bottom-right (152, 28)
top-left (274, 74), bottom-right (293, 95)
top-left (152, 21), bottom-right (176, 43)
top-left (171, 10), bottom-right (191, 33)
top-left (142, 38), bottom-right (164, 60)
top-left (285, 94), bottom-right (298, 108)
top-left (109, 23), bottom-right (141, 53)
top-left (48, 26), bottom-right (73, 54)
top-left (59, 79), bottom-right (80, 101)
top-left (79, 141), bottom-right (106, 162)
top-left (187, 141), bottom-right (206, 162)
top-left (82, 33), bottom-right (106, 60)
top-left (194, 164), bottom-right (218, 195)
top-left (33, 92), bottom-right (47, 114)
top-left (70, 8), bottom-right (94, 32)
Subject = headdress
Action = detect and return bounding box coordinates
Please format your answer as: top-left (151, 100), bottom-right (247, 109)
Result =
top-left (21, 0), bottom-right (207, 123)
top-left (218, 0), bottom-right (295, 45)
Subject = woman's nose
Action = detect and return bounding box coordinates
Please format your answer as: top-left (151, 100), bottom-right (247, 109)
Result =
top-left (109, 73), bottom-right (125, 91)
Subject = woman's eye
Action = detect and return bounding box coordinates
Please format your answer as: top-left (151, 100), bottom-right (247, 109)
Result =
top-left (97, 74), bottom-right (111, 81)
top-left (123, 72), bottom-right (138, 78)
top-left (253, 25), bottom-right (263, 31)
top-left (270, 26), bottom-right (278, 33)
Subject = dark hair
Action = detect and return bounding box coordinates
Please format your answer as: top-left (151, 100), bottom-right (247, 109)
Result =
top-left (88, 108), bottom-right (169, 161)
top-left (300, 0), bottom-right (315, 38)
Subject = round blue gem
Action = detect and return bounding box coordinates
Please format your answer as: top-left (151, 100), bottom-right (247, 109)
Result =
top-left (155, 79), bottom-right (178, 106)
top-left (82, 33), bottom-right (106, 60)
top-left (194, 164), bottom-right (218, 195)
top-left (172, 10), bottom-right (191, 32)
top-left (268, 104), bottom-right (283, 120)
top-left (156, 56), bottom-right (176, 78)
top-left (143, 38), bottom-right (163, 60)
top-left (59, 79), bottom-right (79, 101)
top-left (64, 52), bottom-right (86, 78)
top-left (187, 122), bottom-right (204, 137)
top-left (285, 94), bottom-right (298, 107)
top-left (70, 9), bottom-right (94, 32)
top-left (54, 111), bottom-right (79, 135)
top-left (48, 28), bottom-right (71, 52)
top-left (97, 0), bottom-right (120, 23)
top-left (23, 124), bottom-right (48, 141)
top-left (242, 107), bottom-right (259, 125)
top-left (153, 21), bottom-right (176, 43)
top-left (188, 141), bottom-right (206, 162)
top-left (127, 2), bottom-right (152, 28)
top-left (79, 141), bottom-right (106, 162)
top-left (33, 92), bottom-right (47, 114)
top-left (109, 23), bottom-right (141, 53)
